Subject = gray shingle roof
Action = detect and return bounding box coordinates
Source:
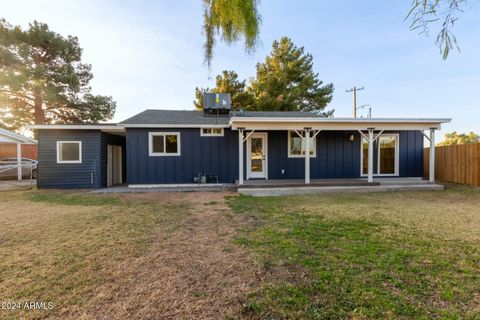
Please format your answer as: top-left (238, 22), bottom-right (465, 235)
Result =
top-left (120, 109), bottom-right (320, 125)
top-left (120, 110), bottom-right (230, 125)
top-left (232, 111), bottom-right (318, 117)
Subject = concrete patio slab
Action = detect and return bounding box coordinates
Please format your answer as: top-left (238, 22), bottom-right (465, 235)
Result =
top-left (238, 183), bottom-right (444, 197)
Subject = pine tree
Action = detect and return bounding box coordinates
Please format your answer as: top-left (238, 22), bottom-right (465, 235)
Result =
top-left (250, 37), bottom-right (333, 115)
top-left (0, 19), bottom-right (116, 131)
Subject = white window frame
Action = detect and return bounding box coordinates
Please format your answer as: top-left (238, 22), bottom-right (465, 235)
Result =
top-left (287, 130), bottom-right (317, 158)
top-left (149, 132), bottom-right (181, 156)
top-left (200, 128), bottom-right (224, 137)
top-left (56, 141), bottom-right (82, 164)
top-left (360, 133), bottom-right (399, 177)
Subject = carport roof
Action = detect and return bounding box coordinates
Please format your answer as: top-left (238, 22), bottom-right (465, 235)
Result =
top-left (0, 128), bottom-right (37, 144)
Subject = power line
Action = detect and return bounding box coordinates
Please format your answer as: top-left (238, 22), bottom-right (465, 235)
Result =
top-left (345, 86), bottom-right (365, 118)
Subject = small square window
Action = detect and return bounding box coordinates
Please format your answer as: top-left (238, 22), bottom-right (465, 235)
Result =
top-left (149, 132), bottom-right (181, 156)
top-left (57, 141), bottom-right (82, 163)
top-left (200, 128), bottom-right (224, 137)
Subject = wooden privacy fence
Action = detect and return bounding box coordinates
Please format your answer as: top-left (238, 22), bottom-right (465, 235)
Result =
top-left (424, 143), bottom-right (480, 186)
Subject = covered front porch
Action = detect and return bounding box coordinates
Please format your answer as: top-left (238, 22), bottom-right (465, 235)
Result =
top-left (230, 116), bottom-right (450, 187)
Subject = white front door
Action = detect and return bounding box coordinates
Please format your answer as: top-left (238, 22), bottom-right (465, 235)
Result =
top-left (247, 133), bottom-right (267, 179)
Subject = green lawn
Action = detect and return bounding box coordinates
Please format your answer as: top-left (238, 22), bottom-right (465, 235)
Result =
top-left (229, 186), bottom-right (480, 319)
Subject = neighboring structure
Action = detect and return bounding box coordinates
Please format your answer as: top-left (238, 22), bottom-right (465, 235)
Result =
top-left (0, 128), bottom-right (37, 180)
top-left (29, 107), bottom-right (450, 189)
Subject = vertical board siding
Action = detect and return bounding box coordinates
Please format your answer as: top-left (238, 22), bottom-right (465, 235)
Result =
top-left (100, 132), bottom-right (126, 187)
top-left (37, 129), bottom-right (101, 189)
top-left (126, 128), bottom-right (239, 184)
top-left (424, 143), bottom-right (480, 186)
top-left (398, 131), bottom-right (424, 177)
top-left (267, 131), bottom-right (361, 179)
top-left (126, 129), bottom-right (424, 184)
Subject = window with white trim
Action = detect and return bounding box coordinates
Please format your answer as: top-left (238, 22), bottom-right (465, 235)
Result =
top-left (57, 141), bottom-right (82, 163)
top-left (200, 128), bottom-right (224, 136)
top-left (149, 132), bottom-right (181, 156)
top-left (287, 131), bottom-right (316, 158)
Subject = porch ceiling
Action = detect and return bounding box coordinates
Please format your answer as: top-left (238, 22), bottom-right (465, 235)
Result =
top-left (229, 117), bottom-right (451, 131)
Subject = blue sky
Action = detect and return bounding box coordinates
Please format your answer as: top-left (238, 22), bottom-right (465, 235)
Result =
top-left (3, 0), bottom-right (480, 140)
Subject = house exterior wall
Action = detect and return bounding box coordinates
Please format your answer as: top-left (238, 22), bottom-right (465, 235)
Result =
top-left (126, 128), bottom-right (238, 184)
top-left (267, 131), bottom-right (362, 179)
top-left (37, 129), bottom-right (102, 189)
top-left (126, 128), bottom-right (423, 185)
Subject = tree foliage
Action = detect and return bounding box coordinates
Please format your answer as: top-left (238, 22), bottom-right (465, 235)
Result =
top-left (0, 19), bottom-right (116, 131)
top-left (195, 37), bottom-right (334, 115)
top-left (202, 0), bottom-right (261, 67)
top-left (194, 70), bottom-right (254, 110)
top-left (438, 131), bottom-right (480, 145)
top-left (250, 37), bottom-right (334, 115)
top-left (200, 0), bottom-right (469, 63)
top-left (406, 0), bottom-right (466, 59)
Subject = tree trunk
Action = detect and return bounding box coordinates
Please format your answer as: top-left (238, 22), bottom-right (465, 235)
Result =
top-left (33, 89), bottom-right (44, 124)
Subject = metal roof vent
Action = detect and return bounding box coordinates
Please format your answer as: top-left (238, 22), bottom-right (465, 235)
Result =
top-left (203, 93), bottom-right (231, 116)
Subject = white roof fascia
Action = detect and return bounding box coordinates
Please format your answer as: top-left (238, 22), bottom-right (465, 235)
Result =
top-left (27, 124), bottom-right (124, 130)
top-left (229, 117), bottom-right (451, 131)
top-left (229, 117), bottom-right (451, 124)
top-left (121, 124), bottom-right (229, 128)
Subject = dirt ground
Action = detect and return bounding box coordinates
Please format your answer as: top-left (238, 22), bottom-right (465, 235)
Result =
top-left (77, 192), bottom-right (263, 320)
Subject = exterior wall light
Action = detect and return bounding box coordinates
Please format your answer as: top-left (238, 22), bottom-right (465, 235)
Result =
top-left (348, 133), bottom-right (355, 142)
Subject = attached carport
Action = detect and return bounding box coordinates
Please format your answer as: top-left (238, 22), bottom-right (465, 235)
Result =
top-left (0, 128), bottom-right (37, 180)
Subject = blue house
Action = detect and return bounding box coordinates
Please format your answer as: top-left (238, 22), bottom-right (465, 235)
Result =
top-left (30, 103), bottom-right (450, 190)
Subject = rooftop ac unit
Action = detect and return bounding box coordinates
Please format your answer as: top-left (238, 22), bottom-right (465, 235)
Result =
top-left (203, 93), bottom-right (231, 116)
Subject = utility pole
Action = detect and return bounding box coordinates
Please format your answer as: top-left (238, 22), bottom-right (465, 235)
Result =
top-left (345, 86), bottom-right (365, 118)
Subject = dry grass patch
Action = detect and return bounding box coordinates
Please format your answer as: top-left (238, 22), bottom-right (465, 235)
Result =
top-left (0, 190), bottom-right (261, 320)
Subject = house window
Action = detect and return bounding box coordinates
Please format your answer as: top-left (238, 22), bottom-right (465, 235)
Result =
top-left (287, 131), bottom-right (316, 158)
top-left (57, 141), bottom-right (82, 163)
top-left (361, 134), bottom-right (399, 176)
top-left (200, 128), bottom-right (224, 136)
top-left (149, 132), bottom-right (181, 156)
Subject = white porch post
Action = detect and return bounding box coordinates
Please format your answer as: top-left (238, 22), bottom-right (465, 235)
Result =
top-left (238, 128), bottom-right (244, 185)
top-left (17, 142), bottom-right (22, 181)
top-left (368, 128), bottom-right (374, 183)
top-left (304, 127), bottom-right (311, 184)
top-left (429, 128), bottom-right (435, 183)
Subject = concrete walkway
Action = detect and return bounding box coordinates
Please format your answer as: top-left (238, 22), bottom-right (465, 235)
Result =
top-left (91, 183), bottom-right (237, 193)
